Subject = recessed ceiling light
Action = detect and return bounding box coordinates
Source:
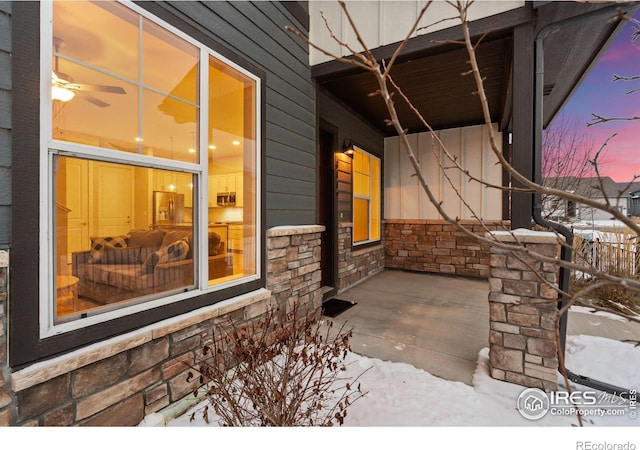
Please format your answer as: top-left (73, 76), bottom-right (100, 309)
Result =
top-left (135, 137), bottom-right (143, 142)
top-left (209, 145), bottom-right (216, 150)
top-left (188, 148), bottom-right (196, 153)
top-left (232, 140), bottom-right (240, 146)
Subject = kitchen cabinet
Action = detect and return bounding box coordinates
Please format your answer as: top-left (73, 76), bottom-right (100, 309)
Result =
top-left (228, 224), bottom-right (243, 253)
top-left (175, 173), bottom-right (193, 207)
top-left (153, 172), bottom-right (192, 207)
top-left (153, 172), bottom-right (174, 192)
top-left (235, 173), bottom-right (243, 208)
top-left (208, 175), bottom-right (219, 199)
top-left (208, 172), bottom-right (243, 207)
top-left (215, 174), bottom-right (236, 193)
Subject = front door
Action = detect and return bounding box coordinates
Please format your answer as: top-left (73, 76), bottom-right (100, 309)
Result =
top-left (318, 128), bottom-right (336, 293)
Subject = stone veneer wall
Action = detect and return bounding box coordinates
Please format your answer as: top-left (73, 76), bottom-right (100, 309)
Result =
top-left (487, 230), bottom-right (561, 391)
top-left (384, 220), bottom-right (507, 278)
top-left (337, 223), bottom-right (385, 291)
top-left (0, 225), bottom-right (324, 426)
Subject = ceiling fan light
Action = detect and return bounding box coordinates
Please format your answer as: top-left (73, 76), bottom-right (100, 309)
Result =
top-left (52, 85), bottom-right (75, 102)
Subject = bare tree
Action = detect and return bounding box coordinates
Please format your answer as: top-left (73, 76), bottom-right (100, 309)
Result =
top-left (287, 0), bottom-right (640, 426)
top-left (288, 0), bottom-right (640, 304)
top-left (541, 116), bottom-right (598, 221)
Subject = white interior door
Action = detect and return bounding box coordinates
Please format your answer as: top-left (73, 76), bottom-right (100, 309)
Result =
top-left (92, 163), bottom-right (134, 237)
top-left (66, 158), bottom-right (90, 255)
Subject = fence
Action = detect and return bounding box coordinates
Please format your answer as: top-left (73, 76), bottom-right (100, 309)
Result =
top-left (573, 232), bottom-right (639, 278)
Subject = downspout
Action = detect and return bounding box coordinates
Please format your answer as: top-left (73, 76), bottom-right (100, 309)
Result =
top-left (531, 4), bottom-right (638, 395)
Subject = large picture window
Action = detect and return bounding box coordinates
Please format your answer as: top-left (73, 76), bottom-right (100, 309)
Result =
top-left (352, 147), bottom-right (380, 245)
top-left (45, 1), bottom-right (260, 331)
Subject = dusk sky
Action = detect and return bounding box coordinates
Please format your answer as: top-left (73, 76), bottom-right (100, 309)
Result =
top-left (552, 10), bottom-right (640, 182)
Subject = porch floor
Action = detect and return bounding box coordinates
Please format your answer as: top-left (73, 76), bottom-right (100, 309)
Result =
top-left (325, 269), bottom-right (640, 386)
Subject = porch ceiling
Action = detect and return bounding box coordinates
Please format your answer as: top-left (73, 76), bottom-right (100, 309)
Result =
top-left (318, 37), bottom-right (510, 136)
top-left (313, 2), bottom-right (628, 137)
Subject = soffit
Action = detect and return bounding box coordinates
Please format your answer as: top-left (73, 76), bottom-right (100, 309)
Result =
top-left (313, 3), bottom-right (629, 137)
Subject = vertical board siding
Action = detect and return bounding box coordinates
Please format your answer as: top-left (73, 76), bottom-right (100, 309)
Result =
top-left (0, 3), bottom-right (10, 245)
top-left (461, 125), bottom-right (483, 220)
top-left (161, 1), bottom-right (316, 227)
top-left (309, 0), bottom-right (524, 65)
top-left (417, 131), bottom-right (440, 219)
top-left (384, 124), bottom-right (502, 221)
top-left (384, 137), bottom-right (401, 219)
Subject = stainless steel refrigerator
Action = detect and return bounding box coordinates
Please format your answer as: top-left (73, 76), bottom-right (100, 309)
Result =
top-left (153, 191), bottom-right (185, 225)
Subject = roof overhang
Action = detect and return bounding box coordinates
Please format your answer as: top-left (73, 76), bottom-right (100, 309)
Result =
top-left (312, 2), bottom-right (636, 136)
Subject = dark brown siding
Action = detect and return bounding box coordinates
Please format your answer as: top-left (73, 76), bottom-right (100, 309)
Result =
top-left (317, 87), bottom-right (384, 225)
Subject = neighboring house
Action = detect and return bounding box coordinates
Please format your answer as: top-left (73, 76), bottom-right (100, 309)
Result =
top-left (619, 182), bottom-right (640, 218)
top-left (543, 176), bottom-right (633, 222)
top-left (629, 189), bottom-right (640, 218)
top-left (0, 1), bottom-right (633, 426)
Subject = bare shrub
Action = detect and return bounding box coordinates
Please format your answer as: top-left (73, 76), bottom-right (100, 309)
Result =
top-left (185, 302), bottom-right (368, 426)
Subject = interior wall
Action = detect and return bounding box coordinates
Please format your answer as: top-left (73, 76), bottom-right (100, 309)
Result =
top-left (384, 123), bottom-right (503, 221)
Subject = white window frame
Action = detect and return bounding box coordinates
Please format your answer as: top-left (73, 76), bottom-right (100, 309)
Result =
top-left (352, 146), bottom-right (381, 246)
top-left (39, 1), bottom-right (262, 338)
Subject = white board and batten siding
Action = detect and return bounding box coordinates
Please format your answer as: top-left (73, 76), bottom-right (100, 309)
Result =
top-left (384, 124), bottom-right (503, 221)
top-left (309, 1), bottom-right (524, 66)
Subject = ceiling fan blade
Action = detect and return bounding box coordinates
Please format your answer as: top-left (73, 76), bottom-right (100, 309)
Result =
top-left (67, 83), bottom-right (126, 95)
top-left (76, 91), bottom-right (110, 108)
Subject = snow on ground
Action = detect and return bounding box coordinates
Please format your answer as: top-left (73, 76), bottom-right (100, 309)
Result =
top-left (571, 305), bottom-right (640, 321)
top-left (153, 334), bottom-right (639, 431)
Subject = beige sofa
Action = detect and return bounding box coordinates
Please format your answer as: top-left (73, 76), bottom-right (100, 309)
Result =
top-left (72, 228), bottom-right (232, 304)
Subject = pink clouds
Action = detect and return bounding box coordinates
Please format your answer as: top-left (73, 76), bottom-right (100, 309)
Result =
top-left (585, 122), bottom-right (640, 181)
top-left (550, 11), bottom-right (640, 183)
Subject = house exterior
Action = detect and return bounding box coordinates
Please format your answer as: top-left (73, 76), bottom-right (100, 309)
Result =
top-left (0, 1), bottom-right (633, 426)
top-left (543, 176), bottom-right (634, 222)
top-left (620, 182), bottom-right (640, 218)
top-left (630, 189), bottom-right (640, 218)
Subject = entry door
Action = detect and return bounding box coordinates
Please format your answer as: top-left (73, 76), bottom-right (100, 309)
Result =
top-left (92, 163), bottom-right (134, 237)
top-left (319, 129), bottom-right (336, 291)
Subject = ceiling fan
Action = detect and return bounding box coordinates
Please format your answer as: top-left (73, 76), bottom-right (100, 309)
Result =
top-left (52, 37), bottom-right (126, 108)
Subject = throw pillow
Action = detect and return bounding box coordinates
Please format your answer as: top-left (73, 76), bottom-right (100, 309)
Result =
top-left (88, 235), bottom-right (129, 263)
top-left (161, 229), bottom-right (193, 258)
top-left (142, 238), bottom-right (190, 275)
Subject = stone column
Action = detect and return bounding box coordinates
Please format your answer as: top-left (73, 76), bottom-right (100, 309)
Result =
top-left (486, 230), bottom-right (562, 391)
top-left (266, 225), bottom-right (325, 312)
top-left (0, 261), bottom-right (10, 426)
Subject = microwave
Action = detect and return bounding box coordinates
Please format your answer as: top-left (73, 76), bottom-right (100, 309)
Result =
top-left (217, 192), bottom-right (236, 207)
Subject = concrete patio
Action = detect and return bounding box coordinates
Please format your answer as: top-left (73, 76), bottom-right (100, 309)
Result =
top-left (325, 269), bottom-right (640, 386)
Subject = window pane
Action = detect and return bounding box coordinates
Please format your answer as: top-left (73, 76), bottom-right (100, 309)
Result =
top-left (353, 198), bottom-right (370, 243)
top-left (207, 56), bottom-right (257, 284)
top-left (55, 156), bottom-right (195, 322)
top-left (143, 88), bottom-right (198, 163)
top-left (142, 18), bottom-right (199, 103)
top-left (352, 147), bottom-right (380, 245)
top-left (371, 156), bottom-right (381, 240)
top-left (52, 59), bottom-right (138, 149)
top-left (52, 1), bottom-right (200, 162)
top-left (53, 2), bottom-right (139, 82)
